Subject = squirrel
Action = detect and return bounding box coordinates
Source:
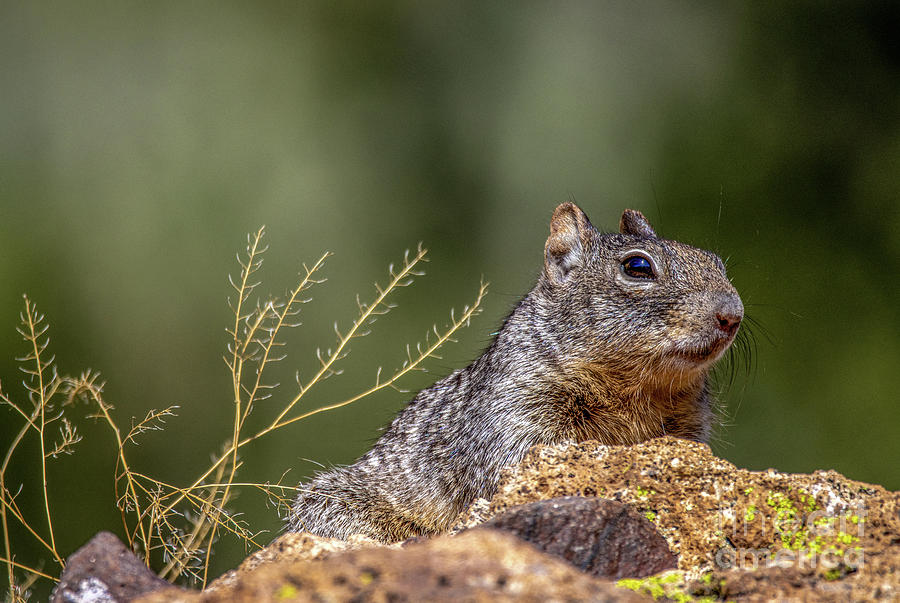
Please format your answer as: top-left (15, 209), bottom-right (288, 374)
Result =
top-left (286, 202), bottom-right (743, 543)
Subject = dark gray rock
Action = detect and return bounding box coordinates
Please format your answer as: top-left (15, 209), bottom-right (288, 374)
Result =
top-left (51, 532), bottom-right (176, 603)
top-left (479, 495), bottom-right (677, 579)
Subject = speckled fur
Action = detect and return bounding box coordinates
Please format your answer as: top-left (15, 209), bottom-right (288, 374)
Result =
top-left (287, 203), bottom-right (743, 542)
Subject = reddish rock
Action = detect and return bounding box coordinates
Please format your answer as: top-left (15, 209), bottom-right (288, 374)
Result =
top-left (479, 496), bottom-right (676, 579)
top-left (51, 531), bottom-right (181, 603)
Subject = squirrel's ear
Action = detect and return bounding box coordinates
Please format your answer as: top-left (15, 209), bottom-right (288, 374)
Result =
top-left (545, 202), bottom-right (594, 283)
top-left (619, 209), bottom-right (657, 238)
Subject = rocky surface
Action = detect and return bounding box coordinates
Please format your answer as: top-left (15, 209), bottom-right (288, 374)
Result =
top-left (51, 531), bottom-right (181, 603)
top-left (56, 437), bottom-right (900, 602)
top-left (136, 529), bottom-right (639, 602)
top-left (206, 531), bottom-right (384, 592)
top-left (456, 436), bottom-right (900, 600)
top-left (478, 496), bottom-right (676, 579)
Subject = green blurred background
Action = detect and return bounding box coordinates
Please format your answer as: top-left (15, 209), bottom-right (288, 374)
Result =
top-left (2, 1), bottom-right (898, 595)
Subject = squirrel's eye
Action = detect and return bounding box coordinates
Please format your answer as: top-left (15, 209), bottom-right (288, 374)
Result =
top-left (622, 255), bottom-right (655, 279)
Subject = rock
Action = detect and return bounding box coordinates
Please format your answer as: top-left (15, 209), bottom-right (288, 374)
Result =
top-left (61, 437), bottom-right (900, 601)
top-left (51, 531), bottom-right (181, 603)
top-left (206, 531), bottom-right (383, 592)
top-left (477, 496), bottom-right (676, 579)
top-left (136, 529), bottom-right (640, 602)
top-left (619, 552), bottom-right (900, 602)
top-left (454, 436), bottom-right (900, 601)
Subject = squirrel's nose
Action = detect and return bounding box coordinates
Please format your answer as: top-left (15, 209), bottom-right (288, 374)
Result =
top-left (714, 297), bottom-right (743, 336)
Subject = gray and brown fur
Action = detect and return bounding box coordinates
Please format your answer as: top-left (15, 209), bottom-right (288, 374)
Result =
top-left (287, 203), bottom-right (743, 543)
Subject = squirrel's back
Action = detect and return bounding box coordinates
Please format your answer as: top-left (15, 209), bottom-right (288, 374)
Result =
top-left (287, 203), bottom-right (743, 542)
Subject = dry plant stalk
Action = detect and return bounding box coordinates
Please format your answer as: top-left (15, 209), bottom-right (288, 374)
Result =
top-left (1, 228), bottom-right (487, 597)
top-left (1, 298), bottom-right (80, 601)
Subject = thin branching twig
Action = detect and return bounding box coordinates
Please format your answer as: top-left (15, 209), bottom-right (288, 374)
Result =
top-left (2, 229), bottom-right (487, 595)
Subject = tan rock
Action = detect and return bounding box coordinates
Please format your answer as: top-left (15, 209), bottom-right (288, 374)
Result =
top-left (137, 529), bottom-right (638, 602)
top-left (206, 531), bottom-right (383, 592)
top-left (454, 436), bottom-right (900, 600)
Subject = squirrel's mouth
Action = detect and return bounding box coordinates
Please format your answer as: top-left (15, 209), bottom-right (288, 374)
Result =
top-left (662, 292), bottom-right (743, 371)
top-left (668, 333), bottom-right (736, 369)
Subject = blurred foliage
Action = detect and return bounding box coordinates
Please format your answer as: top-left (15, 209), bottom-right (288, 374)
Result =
top-left (1, 1), bottom-right (898, 598)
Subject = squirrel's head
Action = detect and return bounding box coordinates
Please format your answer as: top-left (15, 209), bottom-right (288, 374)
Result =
top-left (541, 202), bottom-right (743, 386)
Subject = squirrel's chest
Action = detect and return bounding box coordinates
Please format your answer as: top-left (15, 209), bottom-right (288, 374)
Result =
top-left (547, 388), bottom-right (710, 445)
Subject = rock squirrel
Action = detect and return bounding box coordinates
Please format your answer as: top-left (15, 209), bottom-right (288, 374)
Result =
top-left (287, 203), bottom-right (743, 542)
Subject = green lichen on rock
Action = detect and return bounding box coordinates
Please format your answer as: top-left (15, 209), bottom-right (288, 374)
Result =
top-left (616, 570), bottom-right (720, 602)
top-left (766, 490), bottom-right (800, 518)
top-left (275, 584), bottom-right (298, 599)
top-left (635, 485), bottom-right (656, 499)
top-left (616, 571), bottom-right (680, 600)
top-left (823, 568), bottom-right (842, 581)
top-left (744, 505), bottom-right (757, 522)
top-left (759, 488), bottom-right (862, 559)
